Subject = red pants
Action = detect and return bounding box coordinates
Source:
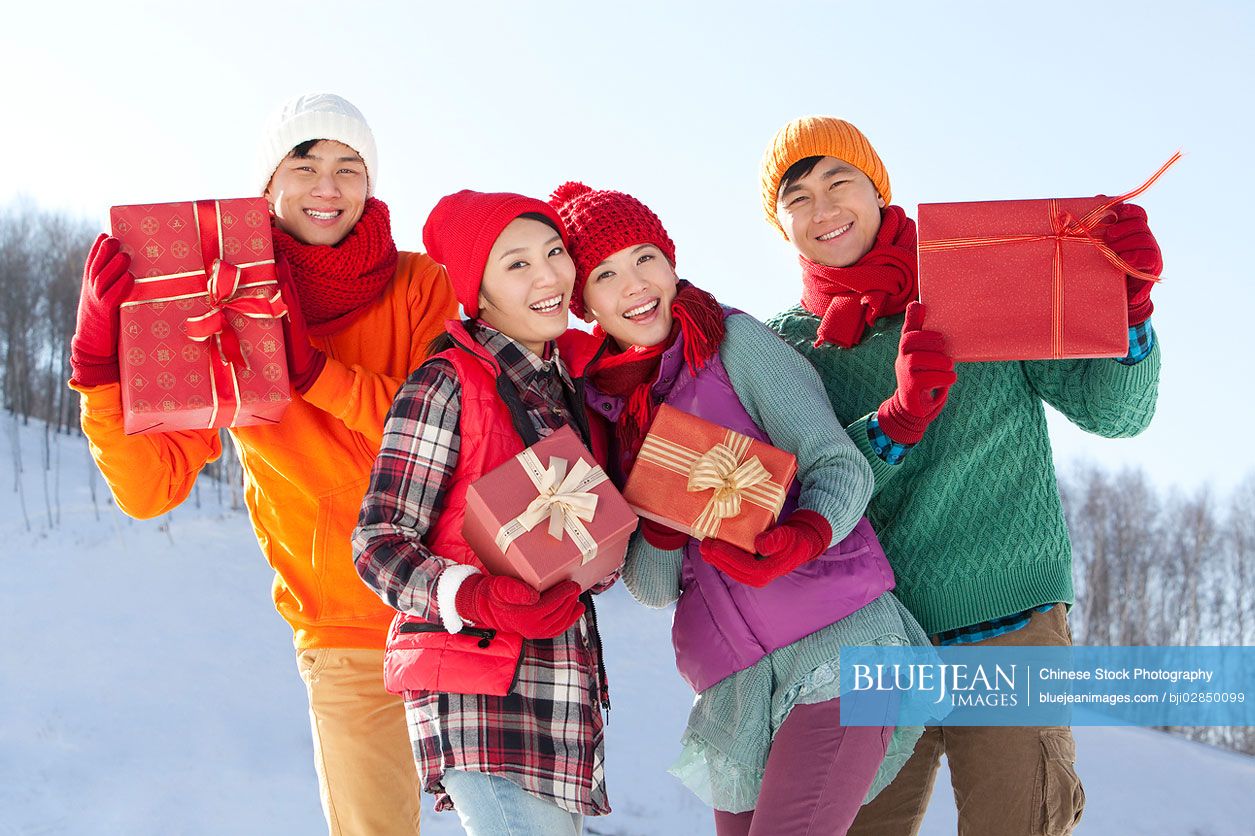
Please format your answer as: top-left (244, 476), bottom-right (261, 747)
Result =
top-left (713, 697), bottom-right (893, 836)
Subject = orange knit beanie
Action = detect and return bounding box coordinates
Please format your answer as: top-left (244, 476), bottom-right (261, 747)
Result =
top-left (759, 116), bottom-right (891, 237)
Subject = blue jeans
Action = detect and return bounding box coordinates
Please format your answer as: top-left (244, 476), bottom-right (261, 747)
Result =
top-left (441, 769), bottom-right (584, 836)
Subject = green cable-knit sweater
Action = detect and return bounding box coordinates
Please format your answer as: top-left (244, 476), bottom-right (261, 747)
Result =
top-left (765, 306), bottom-right (1161, 635)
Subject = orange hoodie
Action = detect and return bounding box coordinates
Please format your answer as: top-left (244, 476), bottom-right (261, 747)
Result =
top-left (72, 251), bottom-right (458, 650)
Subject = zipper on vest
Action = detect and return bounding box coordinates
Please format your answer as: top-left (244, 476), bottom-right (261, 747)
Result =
top-left (396, 621), bottom-right (500, 649)
top-left (582, 593), bottom-right (611, 717)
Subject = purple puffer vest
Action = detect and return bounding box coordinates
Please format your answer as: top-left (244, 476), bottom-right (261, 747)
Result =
top-left (585, 312), bottom-right (896, 693)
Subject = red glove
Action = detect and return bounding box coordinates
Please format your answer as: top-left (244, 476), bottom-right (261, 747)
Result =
top-left (875, 301), bottom-right (957, 445)
top-left (698, 509), bottom-right (833, 588)
top-left (274, 258), bottom-right (327, 394)
top-left (1102, 202), bottom-right (1162, 326)
top-left (70, 234), bottom-right (134, 387)
top-left (639, 519), bottom-right (689, 551)
top-left (454, 574), bottom-right (585, 639)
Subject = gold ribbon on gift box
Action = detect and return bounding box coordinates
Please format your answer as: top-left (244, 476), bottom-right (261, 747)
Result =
top-left (638, 429), bottom-right (786, 540)
top-left (494, 452), bottom-right (609, 564)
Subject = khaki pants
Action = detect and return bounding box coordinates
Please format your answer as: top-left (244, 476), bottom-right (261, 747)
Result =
top-left (847, 604), bottom-right (1085, 836)
top-left (297, 647), bottom-right (423, 836)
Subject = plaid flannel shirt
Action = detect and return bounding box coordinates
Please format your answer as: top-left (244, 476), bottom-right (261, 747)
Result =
top-left (352, 322), bottom-right (609, 816)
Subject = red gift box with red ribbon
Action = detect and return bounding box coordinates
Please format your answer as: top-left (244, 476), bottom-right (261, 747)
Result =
top-left (917, 154), bottom-right (1177, 362)
top-left (111, 198), bottom-right (291, 435)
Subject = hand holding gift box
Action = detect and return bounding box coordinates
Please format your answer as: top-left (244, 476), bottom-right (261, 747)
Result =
top-left (918, 153), bottom-right (1178, 362)
top-left (623, 404), bottom-right (798, 553)
top-left (111, 198), bottom-right (291, 434)
top-left (462, 425), bottom-right (637, 591)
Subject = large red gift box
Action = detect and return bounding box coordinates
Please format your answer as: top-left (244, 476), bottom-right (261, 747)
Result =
top-left (623, 404), bottom-right (797, 552)
top-left (462, 425), bottom-right (638, 591)
top-left (111, 198), bottom-right (291, 434)
top-left (917, 154), bottom-right (1178, 362)
top-left (917, 196), bottom-right (1129, 362)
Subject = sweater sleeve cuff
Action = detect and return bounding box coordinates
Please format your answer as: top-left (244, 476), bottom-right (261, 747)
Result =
top-left (69, 379), bottom-right (125, 416)
top-left (435, 564), bottom-right (481, 634)
top-left (300, 357), bottom-right (358, 418)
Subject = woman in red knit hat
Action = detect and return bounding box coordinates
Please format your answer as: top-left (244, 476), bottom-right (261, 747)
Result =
top-left (550, 181), bottom-right (931, 836)
top-left (352, 190), bottom-right (614, 835)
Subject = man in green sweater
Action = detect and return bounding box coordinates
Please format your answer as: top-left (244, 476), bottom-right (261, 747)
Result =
top-left (759, 116), bottom-right (1163, 836)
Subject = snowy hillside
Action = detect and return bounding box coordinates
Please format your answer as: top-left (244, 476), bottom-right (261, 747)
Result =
top-left (2, 416), bottom-right (1252, 835)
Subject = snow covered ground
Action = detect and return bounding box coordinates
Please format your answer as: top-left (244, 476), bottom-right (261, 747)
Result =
top-left (2, 418), bottom-right (1253, 835)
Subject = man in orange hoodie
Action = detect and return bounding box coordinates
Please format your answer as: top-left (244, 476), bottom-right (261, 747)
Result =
top-left (69, 93), bottom-right (457, 836)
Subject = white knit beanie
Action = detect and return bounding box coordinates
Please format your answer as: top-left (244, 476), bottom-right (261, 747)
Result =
top-left (256, 93), bottom-right (378, 196)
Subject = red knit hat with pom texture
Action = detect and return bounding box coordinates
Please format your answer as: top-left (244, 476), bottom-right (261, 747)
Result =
top-left (548, 182), bottom-right (675, 318)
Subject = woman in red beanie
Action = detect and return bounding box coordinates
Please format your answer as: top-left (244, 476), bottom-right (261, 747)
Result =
top-left (551, 181), bottom-right (930, 836)
top-left (352, 191), bottom-right (613, 835)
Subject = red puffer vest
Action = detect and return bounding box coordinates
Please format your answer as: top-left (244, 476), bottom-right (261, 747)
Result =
top-left (383, 322), bottom-right (606, 697)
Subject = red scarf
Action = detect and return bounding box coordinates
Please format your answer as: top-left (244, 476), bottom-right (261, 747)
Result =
top-left (587, 282), bottom-right (725, 469)
top-left (799, 205), bottom-right (918, 349)
top-left (270, 197), bottom-right (400, 335)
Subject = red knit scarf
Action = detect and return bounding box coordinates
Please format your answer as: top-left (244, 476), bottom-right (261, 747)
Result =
top-left (799, 205), bottom-right (918, 349)
top-left (587, 282), bottom-right (725, 469)
top-left (270, 197), bottom-right (399, 335)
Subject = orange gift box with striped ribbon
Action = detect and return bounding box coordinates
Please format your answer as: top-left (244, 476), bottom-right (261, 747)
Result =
top-left (111, 198), bottom-right (290, 435)
top-left (623, 404), bottom-right (797, 552)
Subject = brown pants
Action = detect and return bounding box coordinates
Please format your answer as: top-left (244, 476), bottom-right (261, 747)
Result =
top-left (847, 605), bottom-right (1085, 836)
top-left (297, 647), bottom-right (424, 836)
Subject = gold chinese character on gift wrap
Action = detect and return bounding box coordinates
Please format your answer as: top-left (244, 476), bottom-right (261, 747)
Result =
top-left (159, 396), bottom-right (178, 412)
top-left (115, 219), bottom-right (132, 235)
top-left (140, 216), bottom-right (159, 236)
top-left (152, 345), bottom-right (174, 366)
top-left (267, 390), bottom-right (285, 402)
top-left (130, 374), bottom-right (148, 391)
top-left (185, 371), bottom-right (203, 387)
top-left (248, 234), bottom-right (266, 253)
top-left (259, 336), bottom-right (278, 355)
top-left (125, 322), bottom-right (141, 339)
top-left (168, 216), bottom-right (187, 233)
top-left (142, 240), bottom-right (164, 261)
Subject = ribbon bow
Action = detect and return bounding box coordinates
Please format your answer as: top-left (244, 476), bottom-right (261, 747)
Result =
top-left (495, 453), bottom-right (609, 563)
top-left (184, 258), bottom-right (288, 368)
top-left (520, 457), bottom-right (602, 540)
top-left (686, 444), bottom-right (773, 527)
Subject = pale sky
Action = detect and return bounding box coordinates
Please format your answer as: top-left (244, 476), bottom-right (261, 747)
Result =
top-left (4, 0), bottom-right (1251, 492)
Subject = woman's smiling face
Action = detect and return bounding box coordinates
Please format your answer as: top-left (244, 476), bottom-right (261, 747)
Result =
top-left (581, 243), bottom-right (679, 350)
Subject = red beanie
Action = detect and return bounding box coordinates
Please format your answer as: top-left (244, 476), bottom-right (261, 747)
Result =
top-left (548, 182), bottom-right (676, 318)
top-left (421, 190), bottom-right (566, 317)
